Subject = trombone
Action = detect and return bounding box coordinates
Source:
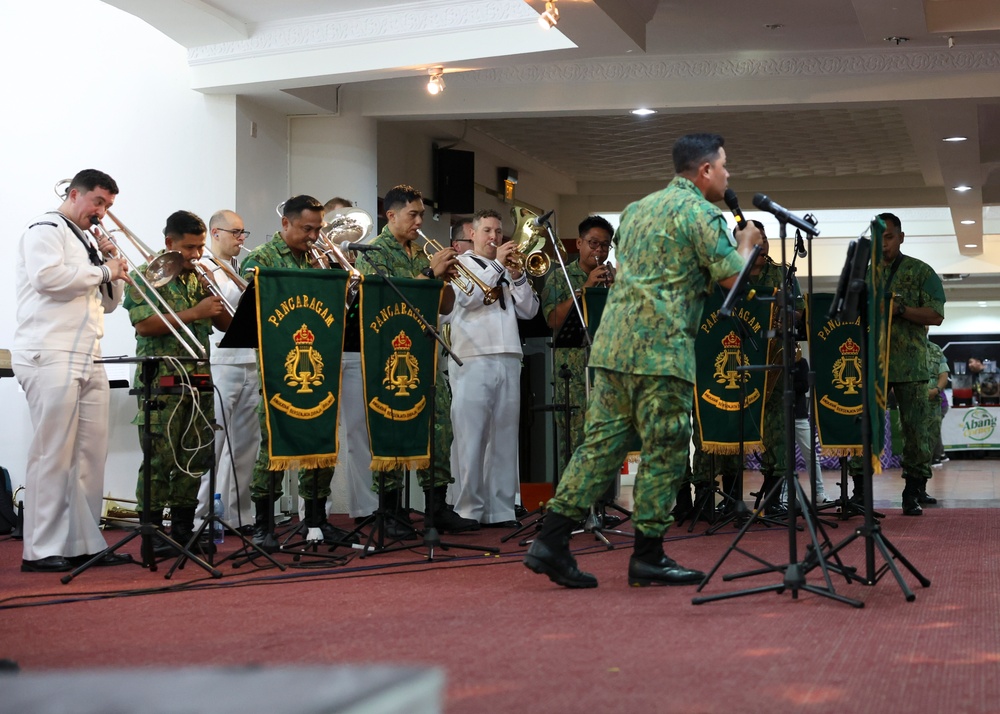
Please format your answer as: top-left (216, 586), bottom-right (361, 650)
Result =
top-left (197, 246), bottom-right (250, 317)
top-left (55, 179), bottom-right (207, 360)
top-left (415, 229), bottom-right (502, 305)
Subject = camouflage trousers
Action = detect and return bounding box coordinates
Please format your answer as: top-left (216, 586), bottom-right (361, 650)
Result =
top-left (552, 347), bottom-right (588, 476)
top-left (759, 387), bottom-right (788, 479)
top-left (848, 381), bottom-right (933, 480)
top-left (547, 369), bottom-right (691, 537)
top-left (372, 374), bottom-right (453, 492)
top-left (249, 406), bottom-right (334, 502)
top-left (135, 391), bottom-right (215, 510)
top-left (927, 394), bottom-right (944, 460)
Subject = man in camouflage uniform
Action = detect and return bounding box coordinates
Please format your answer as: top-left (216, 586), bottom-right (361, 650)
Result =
top-left (524, 133), bottom-right (762, 589)
top-left (242, 195), bottom-right (357, 548)
top-left (747, 222), bottom-right (803, 513)
top-left (354, 184), bottom-right (479, 536)
top-left (926, 337), bottom-right (949, 474)
top-left (877, 213), bottom-right (945, 515)
top-left (126, 210), bottom-right (229, 555)
top-left (540, 215), bottom-right (616, 474)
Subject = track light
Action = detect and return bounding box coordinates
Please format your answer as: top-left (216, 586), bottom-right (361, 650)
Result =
top-left (539, 0), bottom-right (559, 29)
top-left (426, 67), bottom-right (445, 95)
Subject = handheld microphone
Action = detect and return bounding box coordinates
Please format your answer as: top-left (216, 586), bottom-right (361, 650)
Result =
top-left (752, 194), bottom-right (820, 237)
top-left (340, 241), bottom-right (380, 253)
top-left (533, 209), bottom-right (554, 227)
top-left (723, 189), bottom-right (747, 230)
top-left (795, 235), bottom-right (808, 258)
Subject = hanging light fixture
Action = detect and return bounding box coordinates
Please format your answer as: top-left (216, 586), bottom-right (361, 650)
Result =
top-left (538, 0), bottom-right (559, 29)
top-left (426, 67), bottom-right (445, 95)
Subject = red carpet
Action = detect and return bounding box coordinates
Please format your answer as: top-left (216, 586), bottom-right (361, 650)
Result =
top-left (2, 508), bottom-right (999, 713)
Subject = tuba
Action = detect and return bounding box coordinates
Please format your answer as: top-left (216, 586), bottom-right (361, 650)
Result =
top-left (507, 206), bottom-right (565, 277)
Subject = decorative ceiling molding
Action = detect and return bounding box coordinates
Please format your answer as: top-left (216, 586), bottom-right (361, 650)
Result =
top-left (450, 48), bottom-right (1000, 85)
top-left (188, 0), bottom-right (537, 64)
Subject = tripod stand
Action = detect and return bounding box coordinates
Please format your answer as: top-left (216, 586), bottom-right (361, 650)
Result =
top-left (693, 209), bottom-right (862, 607)
top-left (63, 356), bottom-right (221, 583)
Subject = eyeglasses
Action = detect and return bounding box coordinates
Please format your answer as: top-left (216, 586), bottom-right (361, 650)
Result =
top-left (217, 228), bottom-right (250, 238)
top-left (585, 240), bottom-right (612, 250)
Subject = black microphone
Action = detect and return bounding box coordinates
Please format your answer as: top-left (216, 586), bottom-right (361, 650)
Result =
top-left (533, 209), bottom-right (554, 227)
top-left (752, 194), bottom-right (820, 237)
top-left (339, 241), bottom-right (380, 253)
top-left (723, 189), bottom-right (747, 230)
top-left (795, 234), bottom-right (808, 258)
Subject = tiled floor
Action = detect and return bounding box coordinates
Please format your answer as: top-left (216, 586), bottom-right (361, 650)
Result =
top-left (619, 453), bottom-right (1000, 511)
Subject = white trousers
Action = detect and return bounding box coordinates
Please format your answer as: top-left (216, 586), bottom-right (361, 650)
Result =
top-left (198, 362), bottom-right (261, 528)
top-left (782, 417), bottom-right (828, 502)
top-left (13, 350), bottom-right (110, 561)
top-left (448, 353), bottom-right (521, 524)
top-left (340, 353), bottom-right (379, 518)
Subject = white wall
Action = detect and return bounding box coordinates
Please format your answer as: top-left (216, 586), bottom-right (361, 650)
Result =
top-left (0, 0), bottom-right (239, 497)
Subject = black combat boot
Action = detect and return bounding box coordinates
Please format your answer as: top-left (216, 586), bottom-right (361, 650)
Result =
top-left (424, 486), bottom-right (479, 533)
top-left (849, 475), bottom-right (865, 505)
top-left (140, 509), bottom-right (175, 557)
top-left (692, 482), bottom-right (716, 522)
top-left (382, 488), bottom-right (418, 541)
top-left (524, 512), bottom-right (597, 588)
top-left (758, 472), bottom-right (787, 517)
top-left (171, 505), bottom-right (213, 555)
top-left (916, 477), bottom-right (937, 505)
top-left (669, 481), bottom-right (694, 522)
top-left (901, 476), bottom-right (923, 516)
top-left (304, 498), bottom-right (360, 547)
top-left (251, 499), bottom-right (275, 549)
top-left (627, 531), bottom-right (705, 587)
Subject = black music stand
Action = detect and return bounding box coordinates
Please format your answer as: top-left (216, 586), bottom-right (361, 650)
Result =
top-left (63, 356), bottom-right (221, 583)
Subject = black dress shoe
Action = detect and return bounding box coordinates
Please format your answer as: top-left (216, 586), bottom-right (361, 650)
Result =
top-left (628, 555), bottom-right (705, 587)
top-left (21, 556), bottom-right (73, 573)
top-left (69, 552), bottom-right (135, 567)
top-left (514, 504), bottom-right (529, 520)
top-left (917, 490), bottom-right (938, 505)
top-left (523, 538), bottom-right (598, 589)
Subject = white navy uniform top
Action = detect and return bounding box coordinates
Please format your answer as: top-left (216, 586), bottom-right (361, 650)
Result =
top-left (448, 252), bottom-right (539, 359)
top-left (207, 255), bottom-right (255, 365)
top-left (15, 212), bottom-right (123, 353)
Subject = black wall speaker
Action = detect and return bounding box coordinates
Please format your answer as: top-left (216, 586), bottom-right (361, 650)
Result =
top-left (434, 148), bottom-right (475, 214)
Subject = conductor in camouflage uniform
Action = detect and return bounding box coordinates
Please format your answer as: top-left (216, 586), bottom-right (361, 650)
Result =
top-left (241, 195), bottom-right (358, 548)
top-left (540, 215), bottom-right (617, 473)
top-left (355, 184), bottom-right (479, 536)
top-left (878, 212), bottom-right (945, 515)
top-left (126, 210), bottom-right (230, 555)
top-left (524, 133), bottom-right (762, 589)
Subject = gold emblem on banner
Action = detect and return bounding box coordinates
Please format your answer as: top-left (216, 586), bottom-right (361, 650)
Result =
top-left (284, 324), bottom-right (325, 394)
top-left (832, 338), bottom-right (862, 395)
top-left (713, 331), bottom-right (749, 389)
top-left (383, 330), bottom-right (420, 397)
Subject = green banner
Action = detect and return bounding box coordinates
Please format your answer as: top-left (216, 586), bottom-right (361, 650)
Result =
top-left (867, 217), bottom-right (890, 469)
top-left (807, 292), bottom-right (866, 457)
top-left (254, 267), bottom-right (348, 471)
top-left (693, 285), bottom-right (769, 455)
top-left (581, 286), bottom-right (609, 338)
top-left (359, 275), bottom-right (442, 471)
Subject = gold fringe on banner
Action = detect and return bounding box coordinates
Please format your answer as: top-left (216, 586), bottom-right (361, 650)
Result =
top-left (370, 457), bottom-right (430, 472)
top-left (626, 451), bottom-right (642, 463)
top-left (267, 456), bottom-right (338, 471)
top-left (700, 441), bottom-right (764, 456)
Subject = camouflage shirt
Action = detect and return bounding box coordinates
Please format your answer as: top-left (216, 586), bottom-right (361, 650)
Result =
top-left (124, 260), bottom-right (214, 386)
top-left (356, 226), bottom-right (430, 279)
top-left (750, 259), bottom-right (804, 311)
top-left (926, 340), bottom-right (948, 389)
top-left (590, 176), bottom-right (744, 380)
top-left (241, 232), bottom-right (313, 273)
top-left (541, 260), bottom-right (589, 385)
top-left (887, 254), bottom-right (945, 382)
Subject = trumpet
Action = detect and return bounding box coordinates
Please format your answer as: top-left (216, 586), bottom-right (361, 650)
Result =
top-left (415, 229), bottom-right (502, 305)
top-left (55, 180), bottom-right (207, 360)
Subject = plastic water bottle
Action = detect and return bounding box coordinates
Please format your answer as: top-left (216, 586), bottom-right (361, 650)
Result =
top-left (212, 493), bottom-right (225, 544)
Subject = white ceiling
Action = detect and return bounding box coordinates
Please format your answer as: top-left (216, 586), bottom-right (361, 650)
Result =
top-left (100, 0), bottom-right (1000, 302)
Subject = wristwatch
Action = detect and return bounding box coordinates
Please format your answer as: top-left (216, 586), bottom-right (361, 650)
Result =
top-left (420, 267), bottom-right (435, 279)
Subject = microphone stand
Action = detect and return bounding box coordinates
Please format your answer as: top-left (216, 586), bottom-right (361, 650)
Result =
top-left (356, 260), bottom-right (498, 560)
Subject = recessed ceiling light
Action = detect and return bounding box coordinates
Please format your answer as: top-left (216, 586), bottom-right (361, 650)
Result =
top-left (954, 185), bottom-right (973, 192)
top-left (630, 108), bottom-right (657, 116)
top-left (961, 219), bottom-right (976, 225)
top-left (943, 136), bottom-right (968, 142)
top-left (964, 243), bottom-right (978, 248)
